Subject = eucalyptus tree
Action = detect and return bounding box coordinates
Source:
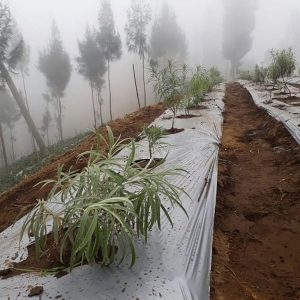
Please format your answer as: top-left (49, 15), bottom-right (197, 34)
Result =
top-left (125, 0), bottom-right (151, 106)
top-left (77, 26), bottom-right (107, 128)
top-left (0, 90), bottom-right (20, 167)
top-left (38, 22), bottom-right (72, 141)
top-left (149, 2), bottom-right (187, 63)
top-left (97, 0), bottom-right (122, 121)
top-left (0, 3), bottom-right (48, 155)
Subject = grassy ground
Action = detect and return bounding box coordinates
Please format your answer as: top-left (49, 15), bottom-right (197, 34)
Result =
top-left (0, 131), bottom-right (91, 193)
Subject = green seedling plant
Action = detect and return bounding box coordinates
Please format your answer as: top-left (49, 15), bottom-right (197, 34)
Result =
top-left (188, 66), bottom-right (222, 107)
top-left (267, 48), bottom-right (296, 95)
top-left (141, 125), bottom-right (166, 158)
top-left (179, 95), bottom-right (192, 115)
top-left (150, 60), bottom-right (188, 129)
top-left (253, 64), bottom-right (267, 83)
top-left (189, 66), bottom-right (209, 106)
top-left (20, 126), bottom-right (187, 271)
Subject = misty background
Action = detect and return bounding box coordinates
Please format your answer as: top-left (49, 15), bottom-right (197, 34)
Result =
top-left (2, 0), bottom-right (300, 163)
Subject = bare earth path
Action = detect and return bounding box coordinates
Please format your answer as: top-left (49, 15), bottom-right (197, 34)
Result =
top-left (211, 83), bottom-right (300, 300)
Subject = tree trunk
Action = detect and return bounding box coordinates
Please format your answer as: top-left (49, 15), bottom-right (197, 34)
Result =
top-left (90, 83), bottom-right (97, 129)
top-left (229, 60), bottom-right (238, 81)
top-left (142, 52), bottom-right (146, 107)
top-left (0, 123), bottom-right (8, 168)
top-left (97, 88), bottom-right (104, 126)
top-left (21, 70), bottom-right (36, 153)
top-left (0, 61), bottom-right (49, 155)
top-left (46, 125), bottom-right (50, 147)
top-left (9, 127), bottom-right (15, 161)
top-left (107, 59), bottom-right (112, 121)
top-left (57, 96), bottom-right (63, 141)
top-left (132, 64), bottom-right (141, 109)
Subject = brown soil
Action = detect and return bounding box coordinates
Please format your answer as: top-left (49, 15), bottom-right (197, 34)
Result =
top-left (211, 83), bottom-right (300, 299)
top-left (165, 128), bottom-right (184, 134)
top-left (2, 233), bottom-right (70, 279)
top-left (0, 104), bottom-right (165, 233)
top-left (176, 114), bottom-right (199, 119)
top-left (133, 158), bottom-right (164, 169)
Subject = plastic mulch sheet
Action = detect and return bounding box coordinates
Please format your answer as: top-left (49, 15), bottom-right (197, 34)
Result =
top-left (0, 85), bottom-right (225, 300)
top-left (240, 80), bottom-right (300, 145)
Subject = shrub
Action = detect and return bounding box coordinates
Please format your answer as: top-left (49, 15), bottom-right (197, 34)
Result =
top-left (20, 127), bottom-right (187, 270)
top-left (267, 48), bottom-right (296, 94)
top-left (141, 125), bottom-right (166, 158)
top-left (207, 67), bottom-right (223, 88)
top-left (186, 66), bottom-right (223, 109)
top-left (253, 64), bottom-right (267, 83)
top-left (150, 60), bottom-right (188, 129)
top-left (189, 66), bottom-right (210, 105)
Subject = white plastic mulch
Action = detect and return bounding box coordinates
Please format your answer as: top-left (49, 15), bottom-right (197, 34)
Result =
top-left (240, 80), bottom-right (300, 145)
top-left (0, 85), bottom-right (225, 300)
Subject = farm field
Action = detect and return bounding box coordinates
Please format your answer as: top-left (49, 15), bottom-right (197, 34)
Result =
top-left (1, 0), bottom-right (300, 299)
top-left (211, 83), bottom-right (300, 300)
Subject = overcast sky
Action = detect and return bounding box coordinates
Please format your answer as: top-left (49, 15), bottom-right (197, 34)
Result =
top-left (3, 0), bottom-right (300, 160)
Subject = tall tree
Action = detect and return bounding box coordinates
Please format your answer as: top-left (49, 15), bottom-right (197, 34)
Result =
top-left (222, 0), bottom-right (258, 79)
top-left (41, 93), bottom-right (53, 146)
top-left (149, 2), bottom-right (187, 62)
top-left (17, 43), bottom-right (36, 152)
top-left (0, 90), bottom-right (20, 167)
top-left (77, 26), bottom-right (107, 128)
top-left (38, 22), bottom-right (72, 141)
top-left (0, 3), bottom-right (48, 155)
top-left (40, 108), bottom-right (52, 146)
top-left (125, 0), bottom-right (151, 107)
top-left (97, 0), bottom-right (122, 121)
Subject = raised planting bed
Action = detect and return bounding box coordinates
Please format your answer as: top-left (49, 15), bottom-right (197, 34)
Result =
top-left (240, 80), bottom-right (300, 145)
top-left (0, 86), bottom-right (225, 299)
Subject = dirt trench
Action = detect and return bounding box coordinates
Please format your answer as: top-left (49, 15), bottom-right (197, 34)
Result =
top-left (211, 83), bottom-right (300, 299)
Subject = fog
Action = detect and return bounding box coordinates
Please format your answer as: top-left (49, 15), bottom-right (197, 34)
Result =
top-left (1, 0), bottom-right (300, 163)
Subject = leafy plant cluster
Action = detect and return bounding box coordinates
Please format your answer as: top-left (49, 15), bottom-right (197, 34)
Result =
top-left (150, 60), bottom-right (188, 129)
top-left (21, 127), bottom-right (186, 270)
top-left (150, 61), bottom-right (223, 126)
top-left (239, 48), bottom-right (296, 91)
top-left (141, 125), bottom-right (166, 158)
top-left (188, 66), bottom-right (223, 107)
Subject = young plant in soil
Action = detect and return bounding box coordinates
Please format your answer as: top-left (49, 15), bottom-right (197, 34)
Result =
top-left (187, 66), bottom-right (222, 109)
top-left (267, 48), bottom-right (296, 95)
top-left (149, 60), bottom-right (188, 133)
top-left (134, 125), bottom-right (167, 168)
top-left (20, 126), bottom-right (187, 272)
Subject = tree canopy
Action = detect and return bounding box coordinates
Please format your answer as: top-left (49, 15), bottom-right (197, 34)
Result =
top-left (77, 26), bottom-right (106, 88)
top-left (149, 3), bottom-right (187, 62)
top-left (97, 0), bottom-right (122, 63)
top-left (125, 0), bottom-right (151, 58)
top-left (38, 22), bottom-right (72, 99)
